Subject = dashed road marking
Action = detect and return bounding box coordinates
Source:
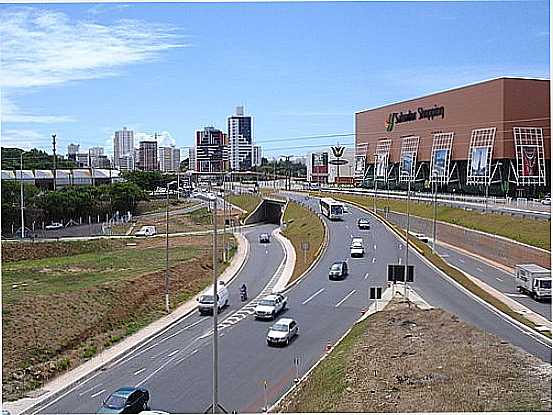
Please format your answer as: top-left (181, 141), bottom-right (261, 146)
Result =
top-left (78, 383), bottom-right (103, 397)
top-left (506, 293), bottom-right (528, 298)
top-left (364, 272), bottom-right (369, 280)
top-left (458, 258), bottom-right (465, 263)
top-left (302, 288), bottom-right (325, 305)
top-left (372, 257), bottom-right (376, 263)
top-left (167, 349), bottom-right (180, 357)
top-left (133, 368), bottom-right (146, 376)
top-left (91, 389), bottom-right (106, 398)
top-left (496, 277), bottom-right (503, 282)
top-left (335, 289), bottom-right (357, 308)
top-left (477, 267), bottom-right (484, 273)
top-left (373, 244), bottom-right (377, 250)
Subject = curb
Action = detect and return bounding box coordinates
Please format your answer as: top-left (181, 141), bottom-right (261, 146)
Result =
top-left (281, 201), bottom-right (329, 292)
top-left (271, 228), bottom-right (296, 294)
top-left (6, 232), bottom-right (250, 415)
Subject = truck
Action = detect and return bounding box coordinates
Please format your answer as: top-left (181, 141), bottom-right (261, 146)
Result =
top-left (254, 293), bottom-right (287, 320)
top-left (515, 264), bottom-right (551, 301)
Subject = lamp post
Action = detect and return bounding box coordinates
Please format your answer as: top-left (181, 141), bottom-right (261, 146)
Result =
top-left (404, 178), bottom-right (411, 298)
top-left (211, 195), bottom-right (219, 414)
top-left (432, 179), bottom-right (438, 254)
top-left (165, 180), bottom-right (178, 313)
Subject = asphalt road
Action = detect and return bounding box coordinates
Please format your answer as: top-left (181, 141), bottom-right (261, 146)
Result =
top-left (434, 244), bottom-right (551, 320)
top-left (36, 196), bottom-right (551, 414)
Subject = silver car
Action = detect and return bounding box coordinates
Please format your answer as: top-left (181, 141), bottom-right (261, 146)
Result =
top-left (266, 318), bottom-right (298, 346)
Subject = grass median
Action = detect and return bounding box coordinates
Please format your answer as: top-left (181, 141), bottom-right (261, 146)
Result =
top-left (1, 235), bottom-right (235, 400)
top-left (277, 297), bottom-right (551, 412)
top-left (226, 194), bottom-right (262, 219)
top-left (282, 201), bottom-right (325, 285)
top-left (316, 192), bottom-right (550, 251)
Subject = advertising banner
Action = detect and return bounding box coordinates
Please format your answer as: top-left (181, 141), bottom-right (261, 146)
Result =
top-left (469, 147), bottom-right (489, 177)
top-left (521, 146), bottom-right (538, 177)
top-left (375, 153), bottom-right (388, 178)
top-left (400, 151), bottom-right (415, 178)
top-left (354, 155), bottom-right (365, 175)
top-left (431, 148), bottom-right (448, 178)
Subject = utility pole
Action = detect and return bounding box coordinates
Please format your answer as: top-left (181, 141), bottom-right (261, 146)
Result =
top-left (404, 179), bottom-right (411, 299)
top-left (432, 180), bottom-right (437, 254)
top-left (165, 181), bottom-right (177, 313)
top-left (222, 171), bottom-right (227, 262)
top-left (212, 196), bottom-right (219, 414)
top-left (52, 134), bottom-right (57, 191)
top-left (20, 152), bottom-right (25, 239)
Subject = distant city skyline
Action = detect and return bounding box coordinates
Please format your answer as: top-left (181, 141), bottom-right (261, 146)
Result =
top-left (1, 2), bottom-right (549, 157)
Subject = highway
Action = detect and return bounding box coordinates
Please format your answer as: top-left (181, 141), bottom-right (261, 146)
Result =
top-left (435, 243), bottom-right (551, 320)
top-left (36, 195), bottom-right (551, 414)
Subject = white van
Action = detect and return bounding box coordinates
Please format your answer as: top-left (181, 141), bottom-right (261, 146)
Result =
top-left (135, 226), bottom-right (157, 237)
top-left (197, 282), bottom-right (229, 315)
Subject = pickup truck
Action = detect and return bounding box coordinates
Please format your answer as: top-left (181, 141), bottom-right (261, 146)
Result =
top-left (254, 293), bottom-right (287, 320)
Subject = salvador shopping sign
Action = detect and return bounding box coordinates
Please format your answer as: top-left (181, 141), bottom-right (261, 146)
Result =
top-left (385, 105), bottom-right (445, 132)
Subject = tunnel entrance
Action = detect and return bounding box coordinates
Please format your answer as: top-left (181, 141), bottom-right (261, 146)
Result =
top-left (244, 197), bottom-right (286, 225)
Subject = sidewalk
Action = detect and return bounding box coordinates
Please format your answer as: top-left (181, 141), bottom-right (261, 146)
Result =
top-left (3, 232), bottom-right (249, 415)
top-left (271, 228), bottom-right (296, 293)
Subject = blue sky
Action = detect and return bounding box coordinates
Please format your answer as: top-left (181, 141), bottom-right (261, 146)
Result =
top-left (1, 1), bottom-right (549, 159)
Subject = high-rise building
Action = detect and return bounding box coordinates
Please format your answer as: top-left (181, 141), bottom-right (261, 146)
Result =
top-left (88, 147), bottom-right (104, 157)
top-left (194, 127), bottom-right (229, 172)
top-left (228, 106), bottom-right (254, 171)
top-left (76, 153), bottom-right (90, 168)
top-left (67, 144), bottom-right (79, 161)
top-left (189, 148), bottom-right (196, 172)
top-left (88, 147), bottom-right (108, 168)
top-left (113, 127), bottom-right (134, 168)
top-left (159, 146), bottom-right (181, 172)
top-left (118, 154), bottom-right (135, 171)
top-left (253, 145), bottom-right (262, 167)
top-left (138, 141), bottom-right (158, 171)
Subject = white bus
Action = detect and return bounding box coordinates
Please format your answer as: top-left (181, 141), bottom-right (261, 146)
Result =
top-left (320, 198), bottom-right (344, 220)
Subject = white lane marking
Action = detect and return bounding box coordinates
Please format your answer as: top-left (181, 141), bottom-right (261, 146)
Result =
top-left (477, 267), bottom-right (484, 273)
top-left (78, 383), bottom-right (103, 397)
top-left (150, 349), bottom-right (170, 360)
top-left (458, 258), bottom-right (465, 263)
top-left (364, 272), bottom-right (369, 280)
top-left (167, 349), bottom-right (180, 357)
top-left (496, 277), bottom-right (503, 282)
top-left (135, 354), bottom-right (180, 387)
top-left (175, 349), bottom-right (199, 366)
top-left (372, 257), bottom-right (376, 263)
top-left (506, 293), bottom-right (528, 298)
top-left (133, 368), bottom-right (146, 376)
top-left (373, 244), bottom-right (377, 250)
top-left (91, 389), bottom-right (106, 398)
top-left (302, 288), bottom-right (325, 305)
top-left (335, 289), bottom-right (357, 308)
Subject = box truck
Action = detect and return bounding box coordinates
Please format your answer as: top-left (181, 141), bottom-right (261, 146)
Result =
top-left (515, 264), bottom-right (551, 301)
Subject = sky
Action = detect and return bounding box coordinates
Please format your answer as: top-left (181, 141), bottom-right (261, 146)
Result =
top-left (0, 0), bottom-right (550, 159)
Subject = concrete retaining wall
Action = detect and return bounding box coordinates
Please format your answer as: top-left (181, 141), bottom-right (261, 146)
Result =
top-left (382, 209), bottom-right (550, 270)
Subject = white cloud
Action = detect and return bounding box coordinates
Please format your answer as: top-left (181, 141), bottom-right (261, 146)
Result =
top-left (2, 96), bottom-right (76, 124)
top-left (0, 129), bottom-right (47, 150)
top-left (0, 8), bottom-right (187, 89)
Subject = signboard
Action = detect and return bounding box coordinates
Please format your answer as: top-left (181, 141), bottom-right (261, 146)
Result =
top-left (469, 147), bottom-right (489, 177)
top-left (354, 155), bottom-right (366, 175)
top-left (328, 159), bottom-right (348, 166)
top-left (369, 287), bottom-right (383, 300)
top-left (431, 148), bottom-right (448, 177)
top-left (387, 264), bottom-right (414, 283)
top-left (521, 146), bottom-right (538, 177)
top-left (466, 127), bottom-right (496, 185)
top-left (386, 105), bottom-right (445, 132)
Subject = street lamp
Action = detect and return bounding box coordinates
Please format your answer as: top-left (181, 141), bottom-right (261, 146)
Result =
top-left (165, 180), bottom-right (178, 313)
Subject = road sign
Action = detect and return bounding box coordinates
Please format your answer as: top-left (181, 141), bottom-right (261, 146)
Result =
top-left (369, 287), bottom-right (383, 300)
top-left (387, 264), bottom-right (414, 282)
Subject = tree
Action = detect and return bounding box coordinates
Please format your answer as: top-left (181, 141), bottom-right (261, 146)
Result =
top-left (102, 182), bottom-right (147, 214)
top-left (1, 147), bottom-right (77, 170)
top-left (180, 158), bottom-right (190, 171)
top-left (121, 171), bottom-right (168, 191)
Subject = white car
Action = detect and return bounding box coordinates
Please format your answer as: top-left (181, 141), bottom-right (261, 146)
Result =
top-left (254, 294), bottom-right (287, 320)
top-left (45, 222), bottom-right (63, 230)
top-left (542, 197), bottom-right (551, 206)
top-left (412, 233), bottom-right (429, 243)
top-left (267, 318), bottom-right (298, 346)
top-left (136, 226), bottom-right (157, 237)
top-left (350, 237), bottom-right (364, 257)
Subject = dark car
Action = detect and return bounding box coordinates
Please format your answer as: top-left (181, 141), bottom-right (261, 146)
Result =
top-left (96, 387), bottom-right (150, 414)
top-left (329, 261), bottom-right (348, 280)
top-left (259, 233), bottom-right (271, 243)
top-left (357, 218), bottom-right (371, 230)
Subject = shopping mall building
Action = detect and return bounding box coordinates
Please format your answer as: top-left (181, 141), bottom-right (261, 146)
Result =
top-left (354, 77), bottom-right (550, 197)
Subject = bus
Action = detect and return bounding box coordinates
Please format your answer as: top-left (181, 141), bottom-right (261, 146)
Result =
top-left (320, 198), bottom-right (344, 220)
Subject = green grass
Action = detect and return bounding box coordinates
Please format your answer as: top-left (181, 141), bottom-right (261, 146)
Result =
top-left (188, 207), bottom-right (213, 225)
top-left (323, 193), bottom-right (550, 251)
top-left (282, 201), bottom-right (325, 284)
top-left (2, 245), bottom-right (199, 303)
top-left (227, 194), bottom-right (262, 219)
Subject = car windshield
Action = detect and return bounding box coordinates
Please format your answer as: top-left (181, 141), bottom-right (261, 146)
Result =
top-left (259, 299), bottom-right (276, 306)
top-left (199, 295), bottom-right (214, 303)
top-left (331, 264), bottom-right (342, 271)
top-left (104, 395), bottom-right (126, 409)
top-left (539, 280), bottom-right (551, 289)
top-left (271, 324), bottom-right (288, 332)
